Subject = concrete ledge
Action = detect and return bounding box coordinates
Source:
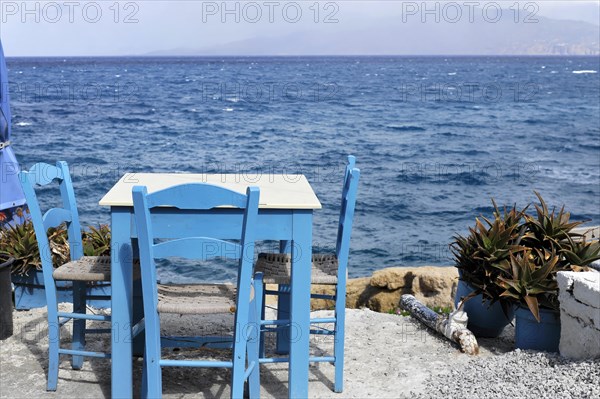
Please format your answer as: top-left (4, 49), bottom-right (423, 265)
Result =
top-left (558, 270), bottom-right (600, 360)
top-left (572, 225), bottom-right (600, 241)
top-left (573, 272), bottom-right (600, 309)
top-left (558, 291), bottom-right (600, 330)
top-left (559, 312), bottom-right (600, 359)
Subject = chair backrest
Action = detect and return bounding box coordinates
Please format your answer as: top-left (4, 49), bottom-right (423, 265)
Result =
top-left (335, 156), bottom-right (360, 278)
top-left (19, 162), bottom-right (84, 281)
top-left (132, 183), bottom-right (259, 320)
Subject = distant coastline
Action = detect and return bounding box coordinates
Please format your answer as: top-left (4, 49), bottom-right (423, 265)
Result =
top-left (7, 54), bottom-right (600, 60)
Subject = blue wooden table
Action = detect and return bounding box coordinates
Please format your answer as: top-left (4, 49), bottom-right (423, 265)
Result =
top-left (100, 173), bottom-right (321, 398)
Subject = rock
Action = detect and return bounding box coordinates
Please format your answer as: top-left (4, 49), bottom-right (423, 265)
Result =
top-left (371, 268), bottom-right (414, 290)
top-left (367, 266), bottom-right (458, 312)
top-left (263, 266), bottom-right (459, 313)
top-left (310, 266), bottom-right (458, 312)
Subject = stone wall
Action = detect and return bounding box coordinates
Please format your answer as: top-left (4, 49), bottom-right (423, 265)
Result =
top-left (557, 271), bottom-right (600, 359)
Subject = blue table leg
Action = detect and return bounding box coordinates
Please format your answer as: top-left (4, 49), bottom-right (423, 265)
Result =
top-left (111, 207), bottom-right (134, 398)
top-left (289, 211), bottom-right (312, 398)
top-left (276, 240), bottom-right (291, 354)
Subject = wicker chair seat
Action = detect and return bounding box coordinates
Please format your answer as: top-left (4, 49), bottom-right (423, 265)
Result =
top-left (53, 256), bottom-right (112, 281)
top-left (53, 256), bottom-right (141, 282)
top-left (157, 284), bottom-right (237, 315)
top-left (255, 253), bottom-right (339, 285)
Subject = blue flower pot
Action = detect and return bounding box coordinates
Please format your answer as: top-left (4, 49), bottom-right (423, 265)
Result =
top-left (455, 279), bottom-right (514, 338)
top-left (514, 306), bottom-right (560, 352)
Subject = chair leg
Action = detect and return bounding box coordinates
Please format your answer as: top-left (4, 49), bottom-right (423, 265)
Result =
top-left (231, 295), bottom-right (252, 399)
top-left (333, 290), bottom-right (346, 393)
top-left (71, 281), bottom-right (86, 370)
top-left (254, 273), bottom-right (266, 358)
top-left (231, 352), bottom-right (246, 398)
top-left (143, 311), bottom-right (163, 398)
top-left (46, 288), bottom-right (62, 391)
top-left (46, 319), bottom-right (60, 391)
top-left (247, 295), bottom-right (260, 399)
top-left (141, 348), bottom-right (148, 399)
top-left (275, 284), bottom-right (290, 355)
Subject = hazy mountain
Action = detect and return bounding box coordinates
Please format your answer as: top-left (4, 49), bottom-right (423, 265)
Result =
top-left (148, 8), bottom-right (600, 56)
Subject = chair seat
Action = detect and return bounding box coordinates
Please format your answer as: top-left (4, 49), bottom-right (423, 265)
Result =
top-left (157, 284), bottom-right (237, 315)
top-left (53, 256), bottom-right (112, 282)
top-left (53, 256), bottom-right (141, 282)
top-left (255, 253), bottom-right (339, 285)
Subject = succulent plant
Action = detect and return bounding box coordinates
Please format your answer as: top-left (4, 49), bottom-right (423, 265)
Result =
top-left (452, 192), bottom-right (600, 322)
top-left (0, 221), bottom-right (113, 275)
top-left (83, 224), bottom-right (111, 256)
top-left (0, 220), bottom-right (70, 275)
top-left (497, 249), bottom-right (560, 321)
top-left (561, 236), bottom-right (600, 269)
top-left (520, 192), bottom-right (586, 255)
top-left (451, 200), bottom-right (527, 316)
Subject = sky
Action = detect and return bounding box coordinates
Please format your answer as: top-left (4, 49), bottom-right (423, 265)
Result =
top-left (1, 0), bottom-right (599, 56)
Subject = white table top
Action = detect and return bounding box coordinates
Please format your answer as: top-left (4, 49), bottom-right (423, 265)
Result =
top-left (99, 173), bottom-right (322, 210)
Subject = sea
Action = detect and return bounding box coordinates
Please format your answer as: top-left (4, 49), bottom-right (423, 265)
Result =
top-left (6, 56), bottom-right (600, 281)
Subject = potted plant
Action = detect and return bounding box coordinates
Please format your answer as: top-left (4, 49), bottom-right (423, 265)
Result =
top-left (451, 200), bottom-right (526, 337)
top-left (0, 221), bottom-right (112, 309)
top-left (495, 193), bottom-right (600, 351)
top-left (83, 224), bottom-right (111, 257)
top-left (452, 192), bottom-right (600, 346)
top-left (0, 253), bottom-right (14, 339)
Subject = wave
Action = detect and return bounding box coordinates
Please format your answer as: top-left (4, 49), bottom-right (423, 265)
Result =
top-left (572, 70), bottom-right (598, 74)
top-left (397, 171), bottom-right (492, 186)
top-left (541, 167), bottom-right (600, 185)
top-left (435, 132), bottom-right (463, 137)
top-left (106, 116), bottom-right (151, 124)
top-left (523, 118), bottom-right (548, 124)
top-left (386, 125), bottom-right (426, 132)
top-left (51, 109), bottom-right (77, 116)
top-left (433, 121), bottom-right (486, 129)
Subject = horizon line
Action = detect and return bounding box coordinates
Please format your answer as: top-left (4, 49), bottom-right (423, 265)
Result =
top-left (7, 54), bottom-right (600, 59)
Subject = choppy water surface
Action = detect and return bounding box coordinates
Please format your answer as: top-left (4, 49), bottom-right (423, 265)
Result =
top-left (7, 56), bottom-right (600, 280)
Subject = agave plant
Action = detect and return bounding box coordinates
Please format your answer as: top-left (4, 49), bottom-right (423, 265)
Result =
top-left (83, 224), bottom-right (111, 256)
top-left (521, 191), bottom-right (586, 254)
top-left (0, 221), bottom-right (113, 275)
top-left (0, 220), bottom-right (70, 275)
top-left (451, 200), bottom-right (527, 315)
top-left (497, 249), bottom-right (560, 321)
top-left (561, 236), bottom-right (600, 269)
top-left (453, 192), bottom-right (600, 322)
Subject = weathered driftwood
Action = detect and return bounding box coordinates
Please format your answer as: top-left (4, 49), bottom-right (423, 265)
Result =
top-left (400, 294), bottom-right (479, 355)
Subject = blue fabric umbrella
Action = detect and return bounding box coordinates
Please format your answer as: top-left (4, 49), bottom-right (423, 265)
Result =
top-left (0, 39), bottom-right (26, 212)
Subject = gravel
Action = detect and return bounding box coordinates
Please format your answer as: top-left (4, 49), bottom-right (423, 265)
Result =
top-left (416, 349), bottom-right (600, 399)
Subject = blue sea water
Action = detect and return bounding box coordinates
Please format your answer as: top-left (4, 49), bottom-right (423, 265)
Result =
top-left (5, 56), bottom-right (600, 280)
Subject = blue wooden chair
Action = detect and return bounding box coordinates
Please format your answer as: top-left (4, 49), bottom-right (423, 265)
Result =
top-left (19, 161), bottom-right (113, 391)
top-left (132, 183), bottom-right (261, 399)
top-left (254, 156), bottom-right (360, 393)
